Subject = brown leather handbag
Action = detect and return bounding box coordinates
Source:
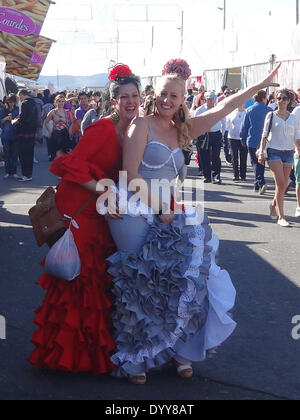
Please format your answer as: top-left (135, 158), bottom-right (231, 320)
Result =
top-left (29, 187), bottom-right (95, 248)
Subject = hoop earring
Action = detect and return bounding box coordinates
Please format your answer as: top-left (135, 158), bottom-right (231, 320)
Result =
top-left (179, 105), bottom-right (185, 123)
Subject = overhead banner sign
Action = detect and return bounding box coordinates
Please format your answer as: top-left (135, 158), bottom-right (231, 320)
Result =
top-left (28, 35), bottom-right (54, 80)
top-left (0, 0), bottom-right (52, 79)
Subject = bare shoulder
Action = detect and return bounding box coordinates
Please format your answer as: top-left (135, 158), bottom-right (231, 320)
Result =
top-left (127, 117), bottom-right (150, 140)
top-left (130, 116), bottom-right (149, 130)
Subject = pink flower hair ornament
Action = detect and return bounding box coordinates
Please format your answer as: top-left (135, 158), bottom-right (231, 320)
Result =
top-left (162, 59), bottom-right (192, 81)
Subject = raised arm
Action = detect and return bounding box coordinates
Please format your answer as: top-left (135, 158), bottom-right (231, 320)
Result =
top-left (190, 64), bottom-right (281, 138)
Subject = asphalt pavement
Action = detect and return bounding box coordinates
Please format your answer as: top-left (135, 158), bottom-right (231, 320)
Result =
top-left (0, 142), bottom-right (299, 401)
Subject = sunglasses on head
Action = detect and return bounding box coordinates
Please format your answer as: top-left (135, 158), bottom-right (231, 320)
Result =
top-left (277, 96), bottom-right (289, 101)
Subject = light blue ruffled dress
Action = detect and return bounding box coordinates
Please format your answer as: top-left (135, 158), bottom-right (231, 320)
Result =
top-left (107, 127), bottom-right (237, 377)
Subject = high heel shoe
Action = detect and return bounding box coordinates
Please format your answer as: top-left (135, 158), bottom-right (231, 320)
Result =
top-left (128, 373), bottom-right (147, 385)
top-left (176, 363), bottom-right (194, 379)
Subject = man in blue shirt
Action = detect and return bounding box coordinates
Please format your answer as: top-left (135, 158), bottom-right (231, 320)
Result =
top-left (0, 94), bottom-right (19, 179)
top-left (240, 90), bottom-right (272, 194)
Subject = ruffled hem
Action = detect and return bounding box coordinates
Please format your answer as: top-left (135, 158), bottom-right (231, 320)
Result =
top-left (50, 154), bottom-right (105, 184)
top-left (107, 213), bottom-right (236, 377)
top-left (29, 265), bottom-right (116, 375)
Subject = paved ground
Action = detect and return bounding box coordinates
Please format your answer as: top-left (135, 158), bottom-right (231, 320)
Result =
top-left (0, 143), bottom-right (299, 401)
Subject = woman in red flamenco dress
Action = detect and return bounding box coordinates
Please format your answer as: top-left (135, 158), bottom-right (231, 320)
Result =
top-left (29, 66), bottom-right (141, 374)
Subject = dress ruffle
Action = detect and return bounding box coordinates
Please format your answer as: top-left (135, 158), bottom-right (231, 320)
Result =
top-left (50, 154), bottom-right (105, 184)
top-left (29, 253), bottom-right (116, 374)
top-left (29, 220), bottom-right (117, 375)
top-left (30, 117), bottom-right (122, 375)
top-left (107, 213), bottom-right (236, 377)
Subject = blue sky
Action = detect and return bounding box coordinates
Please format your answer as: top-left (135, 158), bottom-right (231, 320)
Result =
top-left (40, 0), bottom-right (297, 76)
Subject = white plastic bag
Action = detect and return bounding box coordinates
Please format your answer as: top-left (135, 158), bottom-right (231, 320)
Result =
top-left (44, 228), bottom-right (81, 281)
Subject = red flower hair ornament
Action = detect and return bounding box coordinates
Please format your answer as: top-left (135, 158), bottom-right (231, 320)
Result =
top-left (162, 59), bottom-right (192, 81)
top-left (109, 64), bottom-right (132, 81)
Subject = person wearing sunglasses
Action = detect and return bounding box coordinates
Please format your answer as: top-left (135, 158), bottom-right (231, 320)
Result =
top-left (257, 89), bottom-right (300, 227)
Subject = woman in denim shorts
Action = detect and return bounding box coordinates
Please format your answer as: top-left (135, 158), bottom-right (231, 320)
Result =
top-left (257, 89), bottom-right (300, 227)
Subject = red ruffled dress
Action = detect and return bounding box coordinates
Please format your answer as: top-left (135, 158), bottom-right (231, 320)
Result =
top-left (29, 118), bottom-right (121, 374)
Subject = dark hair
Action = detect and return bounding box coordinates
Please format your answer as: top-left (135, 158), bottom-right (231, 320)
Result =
top-left (18, 89), bottom-right (30, 97)
top-left (78, 91), bottom-right (88, 99)
top-left (109, 76), bottom-right (141, 100)
top-left (276, 89), bottom-right (294, 106)
top-left (93, 91), bottom-right (101, 97)
top-left (44, 89), bottom-right (50, 97)
top-left (6, 93), bottom-right (17, 103)
top-left (187, 89), bottom-right (193, 95)
top-left (221, 85), bottom-right (228, 92)
top-left (101, 76), bottom-right (141, 117)
top-left (254, 90), bottom-right (267, 102)
top-left (144, 95), bottom-right (155, 116)
top-left (145, 84), bottom-right (154, 94)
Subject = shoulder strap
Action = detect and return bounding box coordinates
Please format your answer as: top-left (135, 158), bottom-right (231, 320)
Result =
top-left (148, 125), bottom-right (155, 142)
top-left (267, 112), bottom-right (274, 139)
top-left (73, 194), bottom-right (96, 220)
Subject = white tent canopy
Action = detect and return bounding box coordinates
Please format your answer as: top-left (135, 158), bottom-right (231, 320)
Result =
top-left (202, 21), bottom-right (300, 91)
top-left (0, 60), bottom-right (6, 100)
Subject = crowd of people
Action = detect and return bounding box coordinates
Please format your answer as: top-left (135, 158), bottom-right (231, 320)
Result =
top-left (0, 89), bottom-right (104, 180)
top-left (0, 60), bottom-right (299, 385)
top-left (188, 85), bottom-right (300, 225)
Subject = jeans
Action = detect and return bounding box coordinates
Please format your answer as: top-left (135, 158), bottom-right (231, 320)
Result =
top-left (195, 137), bottom-right (203, 171)
top-left (17, 136), bottom-right (35, 178)
top-left (223, 131), bottom-right (232, 163)
top-left (249, 147), bottom-right (265, 189)
top-left (2, 138), bottom-right (18, 175)
top-left (229, 139), bottom-right (248, 179)
top-left (199, 131), bottom-right (222, 181)
top-left (267, 148), bottom-right (294, 166)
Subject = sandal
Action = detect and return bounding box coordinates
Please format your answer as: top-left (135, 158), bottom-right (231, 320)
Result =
top-left (176, 363), bottom-right (194, 379)
top-left (129, 373), bottom-right (147, 385)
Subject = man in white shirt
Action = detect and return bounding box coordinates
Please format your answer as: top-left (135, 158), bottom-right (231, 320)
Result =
top-left (292, 106), bottom-right (300, 217)
top-left (195, 91), bottom-right (226, 184)
top-left (226, 106), bottom-right (247, 181)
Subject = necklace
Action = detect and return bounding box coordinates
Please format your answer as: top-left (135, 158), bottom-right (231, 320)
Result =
top-left (276, 110), bottom-right (289, 117)
top-left (275, 111), bottom-right (290, 120)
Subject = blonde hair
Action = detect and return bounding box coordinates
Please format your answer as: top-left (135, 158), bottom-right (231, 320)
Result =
top-left (54, 94), bottom-right (66, 106)
top-left (156, 74), bottom-right (192, 149)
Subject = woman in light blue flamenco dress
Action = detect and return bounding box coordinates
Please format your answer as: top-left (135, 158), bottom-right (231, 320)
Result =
top-left (106, 59), bottom-right (280, 384)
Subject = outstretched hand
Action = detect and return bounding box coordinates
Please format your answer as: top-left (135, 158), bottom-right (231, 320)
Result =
top-left (259, 63), bottom-right (281, 89)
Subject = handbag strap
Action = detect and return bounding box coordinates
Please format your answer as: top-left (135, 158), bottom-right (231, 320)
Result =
top-left (73, 194), bottom-right (96, 220)
top-left (267, 112), bottom-right (274, 140)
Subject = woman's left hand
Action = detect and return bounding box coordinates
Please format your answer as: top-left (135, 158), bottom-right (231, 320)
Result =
top-left (159, 212), bottom-right (175, 225)
top-left (259, 63), bottom-right (281, 89)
